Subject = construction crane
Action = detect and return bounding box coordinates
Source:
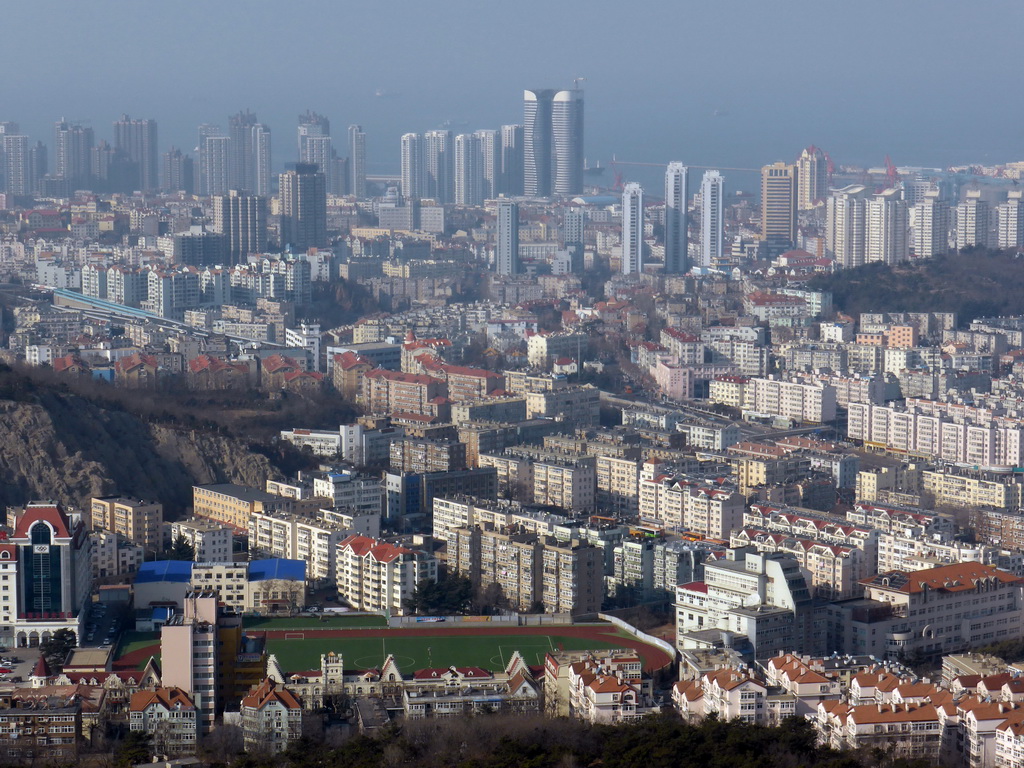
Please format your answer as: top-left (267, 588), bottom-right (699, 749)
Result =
top-left (884, 155), bottom-right (900, 188)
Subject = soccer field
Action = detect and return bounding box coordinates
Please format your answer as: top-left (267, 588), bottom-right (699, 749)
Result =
top-left (265, 631), bottom-right (626, 673)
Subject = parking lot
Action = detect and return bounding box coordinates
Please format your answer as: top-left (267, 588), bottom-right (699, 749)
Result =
top-left (78, 601), bottom-right (133, 650)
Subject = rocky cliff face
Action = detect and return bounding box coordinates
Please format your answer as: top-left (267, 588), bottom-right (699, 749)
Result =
top-left (0, 391), bottom-right (283, 518)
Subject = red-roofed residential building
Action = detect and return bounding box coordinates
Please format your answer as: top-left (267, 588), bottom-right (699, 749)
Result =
top-left (186, 354), bottom-right (255, 390)
top-left (114, 353), bottom-right (160, 388)
top-left (829, 562), bottom-right (1024, 660)
top-left (332, 351), bottom-right (374, 401)
top-left (417, 359), bottom-right (505, 402)
top-left (260, 354), bottom-right (304, 390)
top-left (335, 535), bottom-right (437, 615)
top-left (364, 368), bottom-right (448, 418)
top-left (129, 687), bottom-right (197, 756)
top-left (240, 678), bottom-right (303, 753)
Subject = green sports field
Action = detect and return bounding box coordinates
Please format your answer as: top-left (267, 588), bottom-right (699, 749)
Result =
top-left (264, 631), bottom-right (628, 673)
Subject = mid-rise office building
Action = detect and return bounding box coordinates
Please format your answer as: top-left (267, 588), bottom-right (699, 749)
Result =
top-left (213, 190), bottom-right (267, 264)
top-left (760, 162), bottom-right (797, 249)
top-left (279, 163), bottom-right (327, 251)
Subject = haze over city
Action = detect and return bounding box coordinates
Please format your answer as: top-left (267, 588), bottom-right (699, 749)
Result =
top-left (6, 0), bottom-right (1024, 178)
top-left (8, 3), bottom-right (1024, 767)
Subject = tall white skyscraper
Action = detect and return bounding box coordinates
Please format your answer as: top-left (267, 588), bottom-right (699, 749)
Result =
top-left (523, 89), bottom-right (554, 197)
top-left (552, 88), bottom-right (584, 196)
top-left (621, 183), bottom-right (644, 275)
top-left (348, 125), bottom-right (366, 198)
top-left (197, 123), bottom-right (223, 195)
top-left (956, 190), bottom-right (992, 249)
top-left (866, 188), bottom-right (909, 265)
top-left (664, 162), bottom-right (689, 274)
top-left (424, 130), bottom-right (453, 204)
top-left (400, 133), bottom-right (424, 200)
top-left (500, 124), bottom-right (523, 197)
top-left (700, 171), bottom-right (724, 267)
top-left (496, 200), bottom-right (520, 276)
top-left (998, 190), bottom-right (1024, 249)
top-left (913, 191), bottom-right (950, 257)
top-left (298, 110), bottom-right (330, 154)
top-left (252, 123), bottom-right (272, 196)
top-left (301, 135), bottom-right (333, 189)
top-left (523, 87), bottom-right (584, 198)
top-left (454, 133), bottom-right (483, 206)
top-left (796, 145), bottom-right (827, 211)
top-left (826, 185), bottom-right (870, 268)
top-left (476, 129), bottom-right (499, 200)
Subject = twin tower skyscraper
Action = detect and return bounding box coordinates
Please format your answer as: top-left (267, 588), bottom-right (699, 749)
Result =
top-left (523, 87), bottom-right (584, 198)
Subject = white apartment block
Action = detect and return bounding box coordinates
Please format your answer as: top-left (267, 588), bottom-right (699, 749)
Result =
top-left (311, 469), bottom-right (383, 515)
top-left (527, 332), bottom-right (588, 369)
top-left (743, 377), bottom-right (837, 423)
top-left (876, 533), bottom-right (995, 574)
top-left (335, 534), bottom-right (437, 615)
top-left (744, 505), bottom-right (879, 563)
top-left (675, 550), bottom-right (815, 656)
top-left (638, 463), bottom-right (745, 539)
top-left (731, 528), bottom-right (867, 600)
top-left (848, 402), bottom-right (1024, 467)
top-left (596, 456), bottom-right (640, 516)
top-left (789, 371), bottom-right (886, 407)
top-left (249, 510), bottom-right (379, 584)
top-left (279, 429), bottom-right (342, 457)
top-left (532, 458), bottom-right (596, 512)
top-left (170, 518), bottom-right (234, 563)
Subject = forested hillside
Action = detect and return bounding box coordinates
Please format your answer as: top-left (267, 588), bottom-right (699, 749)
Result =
top-left (807, 248), bottom-right (1024, 322)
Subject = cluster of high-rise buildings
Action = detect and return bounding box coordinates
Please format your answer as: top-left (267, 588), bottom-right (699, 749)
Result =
top-left (398, 86), bottom-right (584, 206)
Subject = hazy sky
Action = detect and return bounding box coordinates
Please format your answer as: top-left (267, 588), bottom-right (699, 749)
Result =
top-left (5, 0), bottom-right (1023, 186)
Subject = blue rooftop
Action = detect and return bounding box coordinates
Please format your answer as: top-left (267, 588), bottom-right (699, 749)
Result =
top-left (135, 560), bottom-right (194, 584)
top-left (248, 558), bottom-right (305, 582)
top-left (151, 606), bottom-right (173, 622)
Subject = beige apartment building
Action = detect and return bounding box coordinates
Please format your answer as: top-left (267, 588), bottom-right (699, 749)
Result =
top-left (192, 484), bottom-right (292, 532)
top-left (91, 496), bottom-right (164, 550)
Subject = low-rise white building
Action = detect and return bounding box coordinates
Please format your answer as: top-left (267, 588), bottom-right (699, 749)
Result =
top-left (170, 518), bottom-right (234, 563)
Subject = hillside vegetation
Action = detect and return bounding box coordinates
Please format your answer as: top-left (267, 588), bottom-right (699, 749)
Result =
top-left (0, 363), bottom-right (332, 516)
top-left (219, 713), bottom-right (935, 768)
top-left (807, 248), bottom-right (1024, 322)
